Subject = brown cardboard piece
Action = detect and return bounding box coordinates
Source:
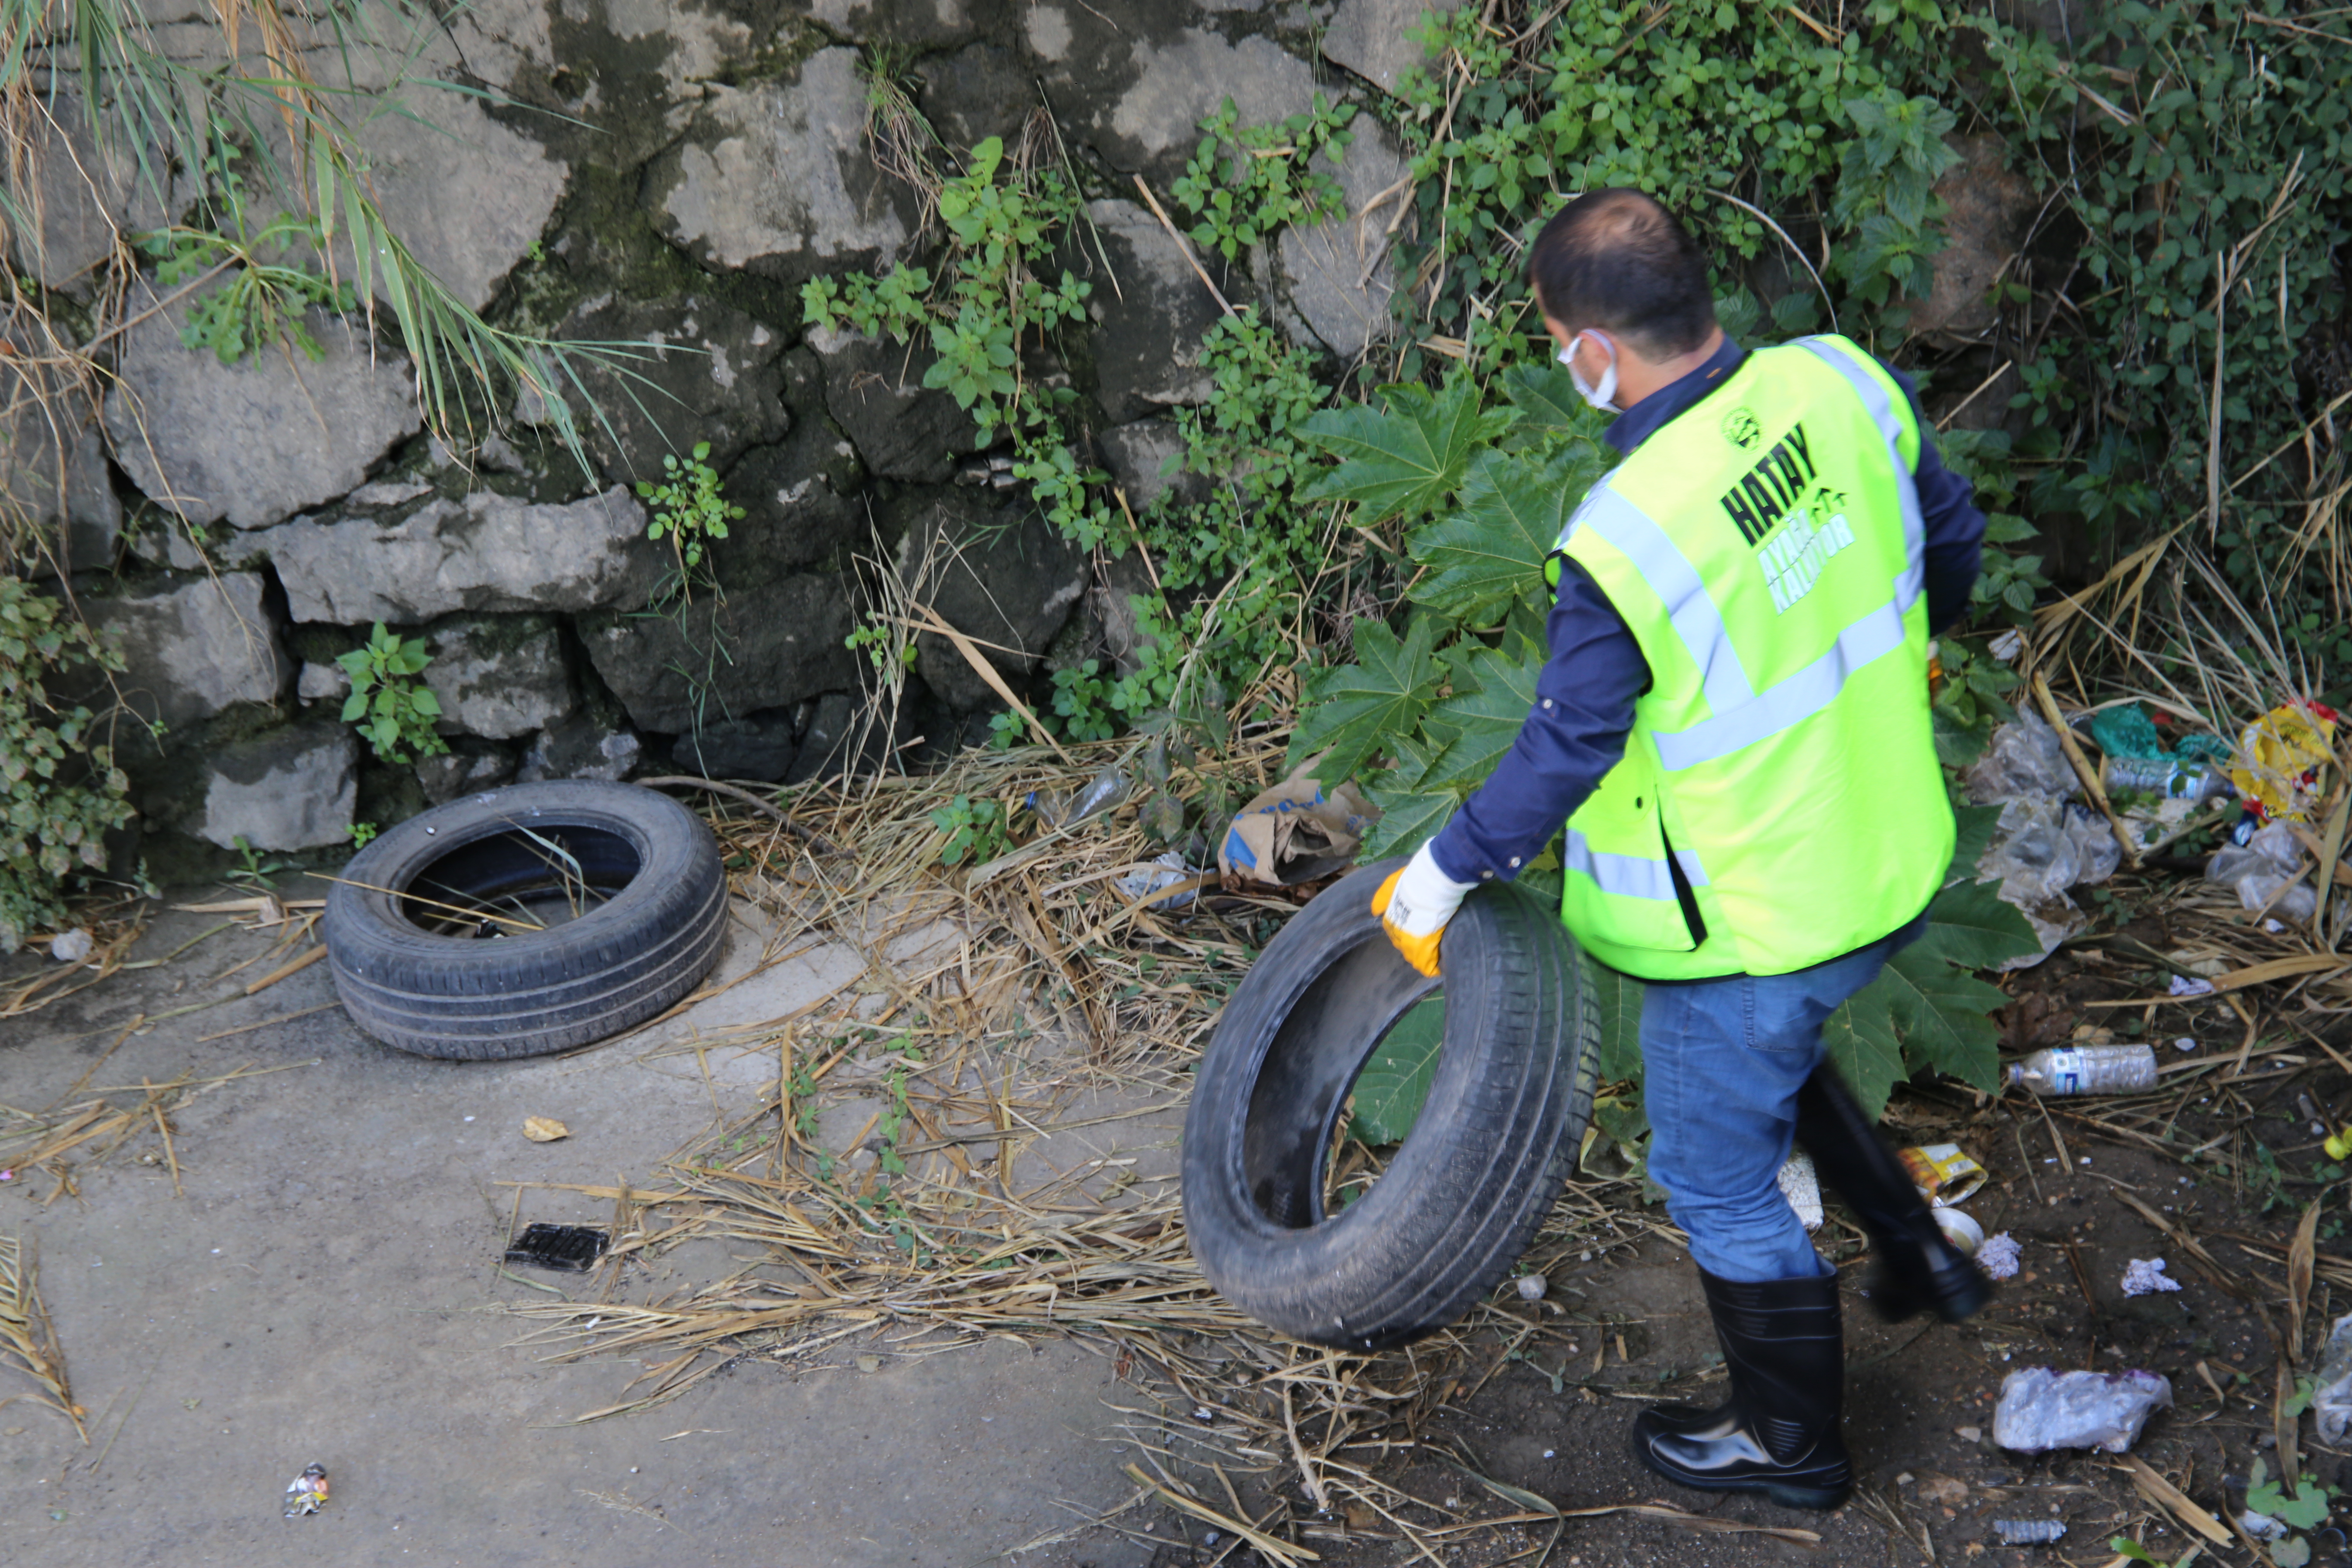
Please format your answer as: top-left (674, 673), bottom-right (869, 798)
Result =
top-left (1216, 757), bottom-right (1382, 888)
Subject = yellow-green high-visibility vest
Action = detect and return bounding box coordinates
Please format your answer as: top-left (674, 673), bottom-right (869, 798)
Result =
top-left (1547, 335), bottom-right (1954, 980)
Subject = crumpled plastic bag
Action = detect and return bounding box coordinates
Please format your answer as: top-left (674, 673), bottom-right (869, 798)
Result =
top-left (2229, 700), bottom-right (2337, 821)
top-left (2208, 821), bottom-right (2316, 922)
top-left (1217, 758), bottom-right (1381, 888)
top-left (1965, 713), bottom-right (2077, 805)
top-left (1993, 1368), bottom-right (2173, 1453)
top-left (2314, 1311), bottom-right (2352, 1444)
top-left (1976, 796), bottom-right (2120, 964)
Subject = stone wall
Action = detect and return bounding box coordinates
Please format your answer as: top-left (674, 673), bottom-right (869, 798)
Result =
top-left (13, 0), bottom-right (1447, 867)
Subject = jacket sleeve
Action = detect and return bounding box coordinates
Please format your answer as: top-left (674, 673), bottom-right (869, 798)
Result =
top-left (1426, 558), bottom-right (1648, 883)
top-left (1881, 359), bottom-right (1988, 637)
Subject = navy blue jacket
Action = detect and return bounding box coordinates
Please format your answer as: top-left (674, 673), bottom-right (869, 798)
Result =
top-left (1426, 336), bottom-right (1986, 886)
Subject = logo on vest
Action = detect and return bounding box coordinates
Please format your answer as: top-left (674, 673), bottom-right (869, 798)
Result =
top-left (1717, 422), bottom-right (1816, 545)
top-left (1720, 406), bottom-right (1762, 450)
top-left (1758, 489), bottom-right (1857, 613)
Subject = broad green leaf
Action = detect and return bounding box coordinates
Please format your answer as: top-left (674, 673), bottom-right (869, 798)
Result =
top-left (1877, 943), bottom-right (2006, 1093)
top-left (1349, 997), bottom-right (1443, 1144)
top-left (1500, 362), bottom-right (1590, 431)
top-left (1914, 879), bottom-right (2042, 971)
top-left (1288, 616), bottom-right (1441, 786)
top-left (1296, 380), bottom-right (1512, 523)
top-left (1587, 958), bottom-right (1646, 1083)
top-left (1949, 802), bottom-right (2003, 882)
top-left (1822, 973), bottom-right (1909, 1118)
top-left (1419, 633), bottom-right (1544, 789)
top-left (1360, 774), bottom-right (1457, 860)
top-left (1409, 449), bottom-right (1583, 625)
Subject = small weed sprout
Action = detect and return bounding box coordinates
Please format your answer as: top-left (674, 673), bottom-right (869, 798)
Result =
top-left (337, 622), bottom-right (447, 765)
top-left (637, 441), bottom-right (742, 595)
top-left (929, 795), bottom-right (1011, 868)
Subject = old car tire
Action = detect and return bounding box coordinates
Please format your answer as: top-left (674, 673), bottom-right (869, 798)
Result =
top-left (324, 780), bottom-right (727, 1060)
top-left (1181, 858), bottom-right (1599, 1351)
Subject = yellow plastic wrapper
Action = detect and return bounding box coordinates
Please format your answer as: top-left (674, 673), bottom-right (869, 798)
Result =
top-left (2229, 700), bottom-right (2338, 821)
top-left (1898, 1142), bottom-right (1988, 1207)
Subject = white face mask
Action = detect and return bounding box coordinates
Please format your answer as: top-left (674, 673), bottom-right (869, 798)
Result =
top-left (1558, 330), bottom-right (1620, 413)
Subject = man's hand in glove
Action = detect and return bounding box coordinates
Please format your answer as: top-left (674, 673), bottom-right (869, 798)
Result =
top-left (1372, 844), bottom-right (1477, 977)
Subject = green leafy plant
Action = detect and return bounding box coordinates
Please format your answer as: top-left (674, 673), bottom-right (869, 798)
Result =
top-left (337, 622), bottom-right (447, 765)
top-left (348, 821), bottom-right (380, 849)
top-left (138, 144), bottom-right (358, 364)
top-left (1171, 93), bottom-right (1357, 261)
top-left (225, 834), bottom-right (294, 891)
top-left (929, 794), bottom-right (1012, 868)
top-left (2245, 1455), bottom-right (2332, 1568)
top-left (637, 440), bottom-right (743, 587)
top-left (0, 580), bottom-right (133, 954)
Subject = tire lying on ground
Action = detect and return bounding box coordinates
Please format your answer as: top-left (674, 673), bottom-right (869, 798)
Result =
top-left (325, 780), bottom-right (727, 1060)
top-left (1181, 857), bottom-right (1599, 1351)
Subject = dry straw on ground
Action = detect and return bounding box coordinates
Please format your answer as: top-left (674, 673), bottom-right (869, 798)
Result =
top-left (499, 735), bottom-right (1710, 1561)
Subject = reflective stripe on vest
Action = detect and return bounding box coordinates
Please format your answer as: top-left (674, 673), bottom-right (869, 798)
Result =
top-left (1798, 337), bottom-right (1925, 614)
top-left (1562, 828), bottom-right (1709, 902)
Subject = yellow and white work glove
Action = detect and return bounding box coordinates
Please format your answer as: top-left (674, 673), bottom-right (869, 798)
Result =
top-left (1372, 843), bottom-right (1478, 978)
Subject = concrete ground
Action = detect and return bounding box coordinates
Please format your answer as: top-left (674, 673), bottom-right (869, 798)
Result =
top-left (0, 886), bottom-right (1167, 1568)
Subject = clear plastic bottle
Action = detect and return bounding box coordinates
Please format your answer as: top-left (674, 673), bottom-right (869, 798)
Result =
top-left (2006, 1043), bottom-right (2159, 1095)
top-left (2099, 754), bottom-right (2233, 802)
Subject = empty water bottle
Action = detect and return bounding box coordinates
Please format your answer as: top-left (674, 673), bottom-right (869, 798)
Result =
top-left (2006, 1043), bottom-right (2159, 1096)
top-left (2099, 755), bottom-right (2233, 802)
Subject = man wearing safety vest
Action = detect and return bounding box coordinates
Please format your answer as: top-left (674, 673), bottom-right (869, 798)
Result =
top-left (1374, 189), bottom-right (1994, 1511)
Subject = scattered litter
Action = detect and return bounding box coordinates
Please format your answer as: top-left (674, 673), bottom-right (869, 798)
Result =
top-left (1965, 715), bottom-right (2122, 962)
top-left (1994, 1368), bottom-right (2171, 1452)
top-left (1515, 1274), bottom-right (1548, 1302)
top-left (1954, 1425), bottom-right (1983, 1444)
top-left (1991, 1519), bottom-right (2067, 1546)
top-left (522, 1117), bottom-right (570, 1143)
top-left (1977, 1233), bottom-right (2021, 1280)
top-left (1899, 1143), bottom-right (1988, 1206)
top-left (2240, 1510), bottom-right (2288, 1542)
top-left (2228, 699), bottom-right (2337, 821)
top-left (2121, 1258), bottom-right (2182, 1296)
top-left (1966, 713), bottom-right (2078, 804)
top-left (2263, 918), bottom-right (2286, 933)
top-left (1114, 851), bottom-right (1199, 911)
top-left (503, 1224), bottom-right (608, 1272)
top-left (2007, 1043), bottom-right (2158, 1095)
top-left (2169, 973), bottom-right (2217, 998)
top-left (2312, 1312), bottom-right (2352, 1444)
top-left (1776, 1150), bottom-right (1823, 1233)
top-left (46, 930), bottom-right (91, 964)
top-left (282, 1463), bottom-right (329, 1518)
top-left (1025, 765), bottom-right (1133, 830)
top-left (2174, 1036), bottom-right (2199, 1051)
top-left (1216, 758), bottom-right (1381, 890)
top-left (1988, 629), bottom-right (2024, 663)
top-left (1932, 1208), bottom-right (1984, 1257)
top-left (2101, 755), bottom-right (2231, 802)
top-left (2208, 821), bottom-right (2318, 922)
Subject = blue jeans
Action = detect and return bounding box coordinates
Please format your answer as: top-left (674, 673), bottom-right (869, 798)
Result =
top-left (1638, 921), bottom-right (1917, 1283)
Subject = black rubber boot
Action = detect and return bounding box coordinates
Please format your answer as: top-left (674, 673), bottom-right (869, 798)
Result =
top-left (1796, 1066), bottom-right (1993, 1325)
top-left (1632, 1267), bottom-right (1852, 1510)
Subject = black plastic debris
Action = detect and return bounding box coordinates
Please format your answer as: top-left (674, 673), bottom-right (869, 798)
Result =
top-left (504, 1223), bottom-right (608, 1271)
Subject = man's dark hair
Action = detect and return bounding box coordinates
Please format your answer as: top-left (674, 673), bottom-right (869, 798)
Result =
top-left (1526, 189), bottom-right (1717, 359)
